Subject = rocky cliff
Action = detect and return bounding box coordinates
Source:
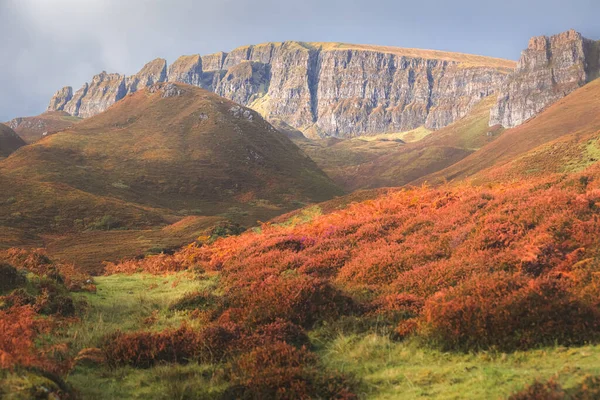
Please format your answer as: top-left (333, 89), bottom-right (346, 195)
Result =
top-left (48, 42), bottom-right (514, 138)
top-left (490, 29), bottom-right (600, 128)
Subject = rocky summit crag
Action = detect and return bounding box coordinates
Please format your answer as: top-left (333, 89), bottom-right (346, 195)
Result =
top-left (48, 42), bottom-right (514, 138)
top-left (490, 29), bottom-right (600, 128)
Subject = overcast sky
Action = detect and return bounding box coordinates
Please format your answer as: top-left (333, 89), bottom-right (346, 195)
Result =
top-left (1, 0), bottom-right (599, 121)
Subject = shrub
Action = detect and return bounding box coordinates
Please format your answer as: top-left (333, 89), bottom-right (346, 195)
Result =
top-left (102, 325), bottom-right (201, 368)
top-left (1, 288), bottom-right (35, 308)
top-left (168, 290), bottom-right (222, 312)
top-left (0, 249), bottom-right (91, 291)
top-left (238, 320), bottom-right (311, 351)
top-left (228, 342), bottom-right (356, 400)
top-left (102, 323), bottom-right (239, 368)
top-left (508, 379), bottom-right (565, 400)
top-left (230, 275), bottom-right (355, 328)
top-left (0, 305), bottom-right (51, 370)
top-left (508, 375), bottom-right (600, 399)
top-left (88, 215), bottom-right (120, 231)
top-left (0, 264), bottom-right (24, 294)
top-left (421, 273), bottom-right (600, 351)
top-left (104, 253), bottom-right (187, 275)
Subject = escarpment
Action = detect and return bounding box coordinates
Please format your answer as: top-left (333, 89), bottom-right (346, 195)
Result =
top-left (490, 29), bottom-right (600, 128)
top-left (48, 42), bottom-right (515, 138)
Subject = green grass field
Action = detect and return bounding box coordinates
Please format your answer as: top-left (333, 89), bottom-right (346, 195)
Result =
top-left (48, 273), bottom-right (600, 400)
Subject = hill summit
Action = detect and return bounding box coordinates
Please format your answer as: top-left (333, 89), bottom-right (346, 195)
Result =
top-left (0, 82), bottom-right (342, 235)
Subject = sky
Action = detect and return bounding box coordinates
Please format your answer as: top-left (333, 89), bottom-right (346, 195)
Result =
top-left (1, 0), bottom-right (599, 121)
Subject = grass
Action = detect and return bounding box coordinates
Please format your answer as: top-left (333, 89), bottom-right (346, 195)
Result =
top-left (68, 363), bottom-right (227, 400)
top-left (0, 84), bottom-right (343, 266)
top-left (422, 78), bottom-right (600, 184)
top-left (45, 216), bottom-right (223, 274)
top-left (295, 95), bottom-right (501, 191)
top-left (7, 111), bottom-right (81, 143)
top-left (0, 123), bottom-right (25, 157)
top-left (50, 271), bottom-right (600, 399)
top-left (55, 273), bottom-right (227, 399)
top-left (57, 272), bottom-right (218, 353)
top-left (357, 127), bottom-right (432, 143)
top-left (318, 334), bottom-right (600, 400)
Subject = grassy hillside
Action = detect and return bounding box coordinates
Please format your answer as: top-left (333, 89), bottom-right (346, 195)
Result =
top-left (6, 111), bottom-right (81, 143)
top-left (297, 96), bottom-right (501, 191)
top-left (418, 78), bottom-right (600, 185)
top-left (0, 123), bottom-right (26, 158)
top-left (0, 83), bottom-right (342, 268)
top-left (5, 158), bottom-right (600, 398)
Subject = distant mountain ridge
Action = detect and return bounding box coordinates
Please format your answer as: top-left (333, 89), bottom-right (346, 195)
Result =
top-left (47, 41), bottom-right (515, 138)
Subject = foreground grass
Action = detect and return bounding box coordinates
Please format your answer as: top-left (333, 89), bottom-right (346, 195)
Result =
top-left (319, 334), bottom-right (600, 399)
top-left (56, 273), bottom-right (217, 354)
top-left (57, 273), bottom-right (224, 399)
top-left (68, 363), bottom-right (227, 400)
top-left (46, 273), bottom-right (600, 399)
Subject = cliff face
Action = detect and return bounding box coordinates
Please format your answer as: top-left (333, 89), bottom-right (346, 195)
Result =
top-left (48, 42), bottom-right (514, 138)
top-left (490, 29), bottom-right (600, 128)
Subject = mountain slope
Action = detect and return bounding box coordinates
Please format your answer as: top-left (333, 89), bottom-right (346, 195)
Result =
top-left (6, 111), bottom-right (81, 143)
top-left (1, 83), bottom-right (342, 228)
top-left (0, 123), bottom-right (26, 158)
top-left (0, 83), bottom-right (342, 269)
top-left (296, 95), bottom-right (502, 190)
top-left (417, 77), bottom-right (600, 185)
top-left (47, 41), bottom-right (514, 138)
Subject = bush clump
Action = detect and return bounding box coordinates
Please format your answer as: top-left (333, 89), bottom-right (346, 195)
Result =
top-left (421, 272), bottom-right (600, 351)
top-left (508, 375), bottom-right (600, 399)
top-left (227, 342), bottom-right (357, 400)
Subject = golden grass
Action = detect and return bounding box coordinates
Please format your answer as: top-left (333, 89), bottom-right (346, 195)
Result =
top-left (307, 42), bottom-right (516, 70)
top-left (296, 96), bottom-right (499, 191)
top-left (357, 126), bottom-right (432, 143)
top-left (7, 111), bottom-right (81, 143)
top-left (420, 78), bottom-right (600, 185)
top-left (45, 216), bottom-right (223, 274)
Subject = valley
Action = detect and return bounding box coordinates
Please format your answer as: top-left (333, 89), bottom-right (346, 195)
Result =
top-left (2, 25), bottom-right (600, 400)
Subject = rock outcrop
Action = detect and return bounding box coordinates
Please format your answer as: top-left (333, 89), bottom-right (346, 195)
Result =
top-left (48, 42), bottom-right (515, 137)
top-left (47, 86), bottom-right (73, 111)
top-left (126, 58), bottom-right (167, 93)
top-left (167, 55), bottom-right (203, 86)
top-left (490, 29), bottom-right (600, 128)
top-left (6, 111), bottom-right (80, 143)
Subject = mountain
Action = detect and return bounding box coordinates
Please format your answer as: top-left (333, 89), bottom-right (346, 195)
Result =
top-left (418, 76), bottom-right (600, 184)
top-left (2, 82), bottom-right (341, 226)
top-left (0, 83), bottom-right (342, 267)
top-left (491, 29), bottom-right (600, 128)
top-left (47, 42), bottom-right (515, 138)
top-left (294, 95), bottom-right (502, 190)
top-left (6, 111), bottom-right (81, 143)
top-left (0, 123), bottom-right (26, 158)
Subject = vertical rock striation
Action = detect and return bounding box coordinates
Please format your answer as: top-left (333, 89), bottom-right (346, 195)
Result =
top-left (48, 41), bottom-right (515, 137)
top-left (490, 29), bottom-right (600, 128)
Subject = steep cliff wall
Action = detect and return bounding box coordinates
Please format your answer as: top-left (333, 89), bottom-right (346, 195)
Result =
top-left (490, 29), bottom-right (600, 128)
top-left (48, 41), bottom-right (514, 138)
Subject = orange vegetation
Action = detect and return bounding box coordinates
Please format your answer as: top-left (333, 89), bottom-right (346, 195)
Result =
top-left (122, 162), bottom-right (600, 353)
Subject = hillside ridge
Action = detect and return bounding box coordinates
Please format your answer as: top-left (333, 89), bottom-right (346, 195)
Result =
top-left (47, 41), bottom-right (515, 138)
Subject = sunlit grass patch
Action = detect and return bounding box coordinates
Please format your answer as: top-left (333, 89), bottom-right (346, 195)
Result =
top-left (319, 334), bottom-right (600, 399)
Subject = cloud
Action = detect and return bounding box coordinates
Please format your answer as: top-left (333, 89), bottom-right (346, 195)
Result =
top-left (0, 0), bottom-right (598, 121)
